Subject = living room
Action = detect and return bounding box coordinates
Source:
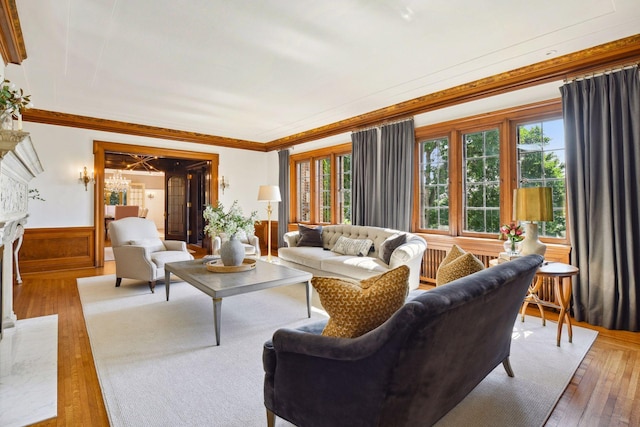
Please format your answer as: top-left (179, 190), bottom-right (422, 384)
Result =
top-left (1, 1), bottom-right (640, 426)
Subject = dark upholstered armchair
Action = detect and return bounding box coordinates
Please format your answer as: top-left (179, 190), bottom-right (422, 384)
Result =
top-left (263, 255), bottom-right (543, 427)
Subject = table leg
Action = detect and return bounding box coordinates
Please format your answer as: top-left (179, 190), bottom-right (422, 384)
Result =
top-left (522, 276), bottom-right (546, 325)
top-left (165, 271), bottom-right (171, 301)
top-left (213, 297), bottom-right (222, 346)
top-left (555, 276), bottom-right (573, 346)
top-left (305, 280), bottom-right (311, 318)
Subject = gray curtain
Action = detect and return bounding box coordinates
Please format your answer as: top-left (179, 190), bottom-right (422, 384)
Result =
top-left (351, 128), bottom-right (378, 226)
top-left (278, 149), bottom-right (290, 249)
top-left (561, 67), bottom-right (640, 331)
top-left (380, 119), bottom-right (415, 231)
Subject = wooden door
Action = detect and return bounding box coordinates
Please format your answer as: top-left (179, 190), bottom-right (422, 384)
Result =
top-left (165, 172), bottom-right (188, 241)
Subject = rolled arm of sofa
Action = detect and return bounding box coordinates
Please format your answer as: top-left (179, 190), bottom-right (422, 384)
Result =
top-left (282, 231), bottom-right (300, 247)
top-left (163, 240), bottom-right (189, 252)
top-left (389, 236), bottom-right (427, 290)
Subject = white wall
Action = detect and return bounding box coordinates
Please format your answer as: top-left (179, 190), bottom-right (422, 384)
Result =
top-left (24, 122), bottom-right (278, 228)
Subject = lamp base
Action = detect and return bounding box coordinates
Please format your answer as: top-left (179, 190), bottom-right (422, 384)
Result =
top-left (520, 222), bottom-right (547, 257)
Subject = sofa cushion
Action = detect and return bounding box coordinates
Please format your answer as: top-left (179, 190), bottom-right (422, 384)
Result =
top-left (435, 245), bottom-right (485, 286)
top-left (321, 255), bottom-right (388, 279)
top-left (312, 265), bottom-right (410, 338)
top-left (278, 246), bottom-right (340, 271)
top-left (379, 233), bottom-right (407, 265)
top-left (129, 238), bottom-right (166, 253)
top-left (297, 224), bottom-right (323, 247)
top-left (331, 236), bottom-right (374, 257)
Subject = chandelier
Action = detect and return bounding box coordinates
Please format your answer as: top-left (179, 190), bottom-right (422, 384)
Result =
top-left (105, 170), bottom-right (131, 193)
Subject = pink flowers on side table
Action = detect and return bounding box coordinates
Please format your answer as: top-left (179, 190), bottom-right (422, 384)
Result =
top-left (499, 222), bottom-right (524, 255)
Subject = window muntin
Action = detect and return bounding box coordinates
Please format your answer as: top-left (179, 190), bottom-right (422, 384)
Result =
top-left (296, 160), bottom-right (311, 222)
top-left (463, 128), bottom-right (500, 234)
top-left (517, 118), bottom-right (566, 238)
top-left (419, 137), bottom-right (449, 231)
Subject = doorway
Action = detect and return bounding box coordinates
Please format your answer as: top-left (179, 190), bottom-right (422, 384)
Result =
top-left (94, 140), bottom-right (219, 267)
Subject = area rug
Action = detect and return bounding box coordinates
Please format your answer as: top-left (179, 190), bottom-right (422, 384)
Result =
top-left (0, 315), bottom-right (58, 427)
top-left (77, 275), bottom-right (597, 427)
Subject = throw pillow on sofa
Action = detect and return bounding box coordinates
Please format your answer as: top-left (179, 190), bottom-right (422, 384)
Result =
top-left (379, 233), bottom-right (407, 265)
top-left (331, 236), bottom-right (374, 257)
top-left (312, 265), bottom-right (409, 338)
top-left (435, 244), bottom-right (484, 286)
top-left (296, 224), bottom-right (323, 247)
top-left (128, 238), bottom-right (166, 252)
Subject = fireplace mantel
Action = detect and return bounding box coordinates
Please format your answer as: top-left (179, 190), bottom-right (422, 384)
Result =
top-left (0, 130), bottom-right (43, 338)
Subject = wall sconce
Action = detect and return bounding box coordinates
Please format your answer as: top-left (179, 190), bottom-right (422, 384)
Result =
top-left (147, 192), bottom-right (155, 199)
top-left (79, 166), bottom-right (95, 191)
top-left (220, 176), bottom-right (229, 194)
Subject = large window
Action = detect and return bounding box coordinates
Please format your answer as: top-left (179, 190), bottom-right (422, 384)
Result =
top-left (291, 144), bottom-right (351, 225)
top-left (516, 118), bottom-right (566, 238)
top-left (415, 100), bottom-right (567, 243)
top-left (463, 128), bottom-right (500, 233)
top-left (419, 137), bottom-right (449, 231)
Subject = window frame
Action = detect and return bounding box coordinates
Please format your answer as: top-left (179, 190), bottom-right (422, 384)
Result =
top-left (414, 99), bottom-right (568, 245)
top-left (289, 143), bottom-right (351, 226)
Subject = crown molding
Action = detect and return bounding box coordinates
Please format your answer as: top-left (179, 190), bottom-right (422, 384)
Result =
top-left (264, 33), bottom-right (640, 151)
top-left (22, 109), bottom-right (268, 152)
top-left (0, 0), bottom-right (26, 65)
top-left (16, 33), bottom-right (640, 153)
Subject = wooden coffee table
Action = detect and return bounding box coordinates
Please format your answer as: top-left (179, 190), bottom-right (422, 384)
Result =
top-left (164, 259), bottom-right (313, 345)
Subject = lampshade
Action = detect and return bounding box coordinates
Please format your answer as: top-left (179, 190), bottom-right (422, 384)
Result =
top-left (513, 187), bottom-right (553, 222)
top-left (257, 185), bottom-right (281, 202)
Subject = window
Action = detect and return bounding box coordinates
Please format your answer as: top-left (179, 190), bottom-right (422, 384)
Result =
top-left (337, 153), bottom-right (352, 224)
top-left (415, 100), bottom-right (567, 243)
top-left (296, 161), bottom-right (311, 222)
top-left (291, 144), bottom-right (351, 225)
top-left (419, 137), bottom-right (449, 230)
top-left (516, 118), bottom-right (566, 238)
top-left (316, 157), bottom-right (331, 223)
top-left (463, 128), bottom-right (500, 233)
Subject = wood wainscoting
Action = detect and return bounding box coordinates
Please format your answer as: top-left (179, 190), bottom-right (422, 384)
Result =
top-left (19, 227), bottom-right (95, 273)
top-left (254, 220), bottom-right (278, 256)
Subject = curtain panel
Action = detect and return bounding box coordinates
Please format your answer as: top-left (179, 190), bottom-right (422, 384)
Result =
top-left (351, 128), bottom-right (378, 226)
top-left (278, 149), bottom-right (290, 249)
top-left (561, 67), bottom-right (640, 331)
top-left (380, 119), bottom-right (415, 231)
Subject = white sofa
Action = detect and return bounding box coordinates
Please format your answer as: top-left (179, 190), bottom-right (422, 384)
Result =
top-left (278, 224), bottom-right (427, 290)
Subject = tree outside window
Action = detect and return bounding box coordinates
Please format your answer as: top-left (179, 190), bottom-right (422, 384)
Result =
top-left (419, 137), bottom-right (449, 231)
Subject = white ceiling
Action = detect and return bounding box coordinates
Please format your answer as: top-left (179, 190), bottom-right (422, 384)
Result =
top-left (6, 0), bottom-right (640, 144)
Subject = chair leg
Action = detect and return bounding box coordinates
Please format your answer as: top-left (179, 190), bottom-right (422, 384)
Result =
top-left (149, 281), bottom-right (156, 293)
top-left (266, 409), bottom-right (275, 427)
top-left (502, 357), bottom-right (514, 377)
top-left (115, 277), bottom-right (122, 287)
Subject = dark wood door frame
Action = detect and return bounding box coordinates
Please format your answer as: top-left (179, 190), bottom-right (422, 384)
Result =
top-left (93, 140), bottom-right (219, 267)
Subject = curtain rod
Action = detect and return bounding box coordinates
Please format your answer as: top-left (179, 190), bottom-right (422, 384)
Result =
top-left (351, 116), bottom-right (414, 134)
top-left (564, 63), bottom-right (639, 83)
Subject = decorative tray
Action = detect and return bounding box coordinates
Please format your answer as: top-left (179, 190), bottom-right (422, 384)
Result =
top-left (206, 258), bottom-right (256, 273)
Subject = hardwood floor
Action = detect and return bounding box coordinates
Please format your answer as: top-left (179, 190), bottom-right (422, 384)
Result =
top-left (11, 256), bottom-right (640, 427)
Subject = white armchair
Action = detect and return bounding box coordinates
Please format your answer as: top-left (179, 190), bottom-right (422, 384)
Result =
top-left (212, 231), bottom-right (261, 258)
top-left (108, 217), bottom-right (194, 293)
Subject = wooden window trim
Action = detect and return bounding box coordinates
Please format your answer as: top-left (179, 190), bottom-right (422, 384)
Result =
top-left (414, 99), bottom-right (567, 244)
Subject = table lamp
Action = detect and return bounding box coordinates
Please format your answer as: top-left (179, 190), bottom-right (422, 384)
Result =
top-left (257, 185), bottom-right (281, 262)
top-left (514, 187), bottom-right (553, 256)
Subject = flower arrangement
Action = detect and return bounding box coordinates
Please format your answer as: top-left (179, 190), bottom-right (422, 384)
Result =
top-left (499, 222), bottom-right (524, 242)
top-left (203, 200), bottom-right (258, 238)
top-left (1, 79), bottom-right (32, 118)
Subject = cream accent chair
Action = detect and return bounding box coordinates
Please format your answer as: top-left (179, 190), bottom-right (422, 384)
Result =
top-left (212, 231), bottom-right (261, 258)
top-left (109, 217), bottom-right (194, 293)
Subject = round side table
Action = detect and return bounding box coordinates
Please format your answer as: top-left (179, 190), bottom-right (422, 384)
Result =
top-left (521, 261), bottom-right (579, 346)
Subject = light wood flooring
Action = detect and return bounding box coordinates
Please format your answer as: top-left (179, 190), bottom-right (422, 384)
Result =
top-left (11, 252), bottom-right (640, 426)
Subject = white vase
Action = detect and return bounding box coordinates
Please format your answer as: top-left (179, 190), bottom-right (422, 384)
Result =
top-left (220, 234), bottom-right (245, 266)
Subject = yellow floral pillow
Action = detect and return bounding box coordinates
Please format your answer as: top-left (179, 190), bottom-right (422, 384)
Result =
top-left (435, 244), bottom-right (485, 286)
top-left (312, 265), bottom-right (410, 338)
